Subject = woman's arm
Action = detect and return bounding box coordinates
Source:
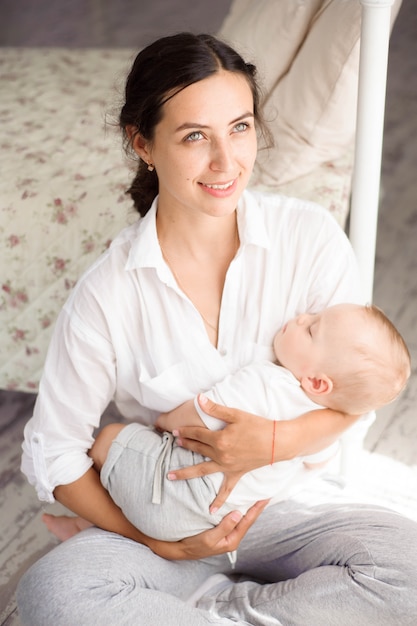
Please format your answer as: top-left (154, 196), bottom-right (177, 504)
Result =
top-left (167, 395), bottom-right (360, 509)
top-left (53, 465), bottom-right (268, 560)
top-left (54, 467), bottom-right (155, 545)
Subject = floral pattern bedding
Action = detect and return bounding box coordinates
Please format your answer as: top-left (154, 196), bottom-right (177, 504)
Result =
top-left (0, 48), bottom-right (352, 392)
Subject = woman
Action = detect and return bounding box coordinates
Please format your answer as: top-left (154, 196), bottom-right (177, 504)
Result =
top-left (18, 33), bottom-right (417, 625)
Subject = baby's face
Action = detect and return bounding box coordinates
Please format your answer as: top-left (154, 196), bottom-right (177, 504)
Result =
top-left (273, 303), bottom-right (367, 381)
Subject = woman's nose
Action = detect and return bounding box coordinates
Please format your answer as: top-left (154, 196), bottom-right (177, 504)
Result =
top-left (210, 139), bottom-right (234, 171)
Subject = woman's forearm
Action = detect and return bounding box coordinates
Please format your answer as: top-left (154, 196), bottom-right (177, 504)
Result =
top-left (171, 398), bottom-right (361, 479)
top-left (273, 409), bottom-right (360, 462)
top-left (53, 465), bottom-right (264, 561)
top-left (53, 467), bottom-right (151, 545)
top-left (165, 401), bottom-right (361, 511)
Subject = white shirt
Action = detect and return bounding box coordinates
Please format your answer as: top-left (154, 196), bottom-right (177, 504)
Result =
top-left (195, 362), bottom-right (339, 512)
top-left (22, 190), bottom-right (362, 502)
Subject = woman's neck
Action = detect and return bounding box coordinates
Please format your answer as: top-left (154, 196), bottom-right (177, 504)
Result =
top-left (156, 208), bottom-right (239, 261)
top-left (156, 206), bottom-right (240, 348)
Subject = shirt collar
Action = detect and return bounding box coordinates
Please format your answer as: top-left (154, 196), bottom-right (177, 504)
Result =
top-left (125, 190), bottom-right (270, 272)
top-left (125, 197), bottom-right (162, 272)
top-left (237, 189), bottom-right (270, 249)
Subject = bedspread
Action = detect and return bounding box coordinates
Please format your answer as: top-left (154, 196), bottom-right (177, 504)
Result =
top-left (0, 48), bottom-right (352, 392)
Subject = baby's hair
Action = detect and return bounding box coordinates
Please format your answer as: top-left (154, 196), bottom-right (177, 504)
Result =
top-left (329, 304), bottom-right (411, 415)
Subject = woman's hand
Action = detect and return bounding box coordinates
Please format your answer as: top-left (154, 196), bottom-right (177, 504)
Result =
top-left (168, 395), bottom-right (277, 510)
top-left (167, 395), bottom-right (361, 511)
top-left (53, 466), bottom-right (269, 561)
top-left (147, 499), bottom-right (269, 560)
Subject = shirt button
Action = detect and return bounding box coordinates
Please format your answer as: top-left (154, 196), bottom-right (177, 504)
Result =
top-left (220, 349), bottom-right (227, 357)
top-left (33, 436), bottom-right (40, 444)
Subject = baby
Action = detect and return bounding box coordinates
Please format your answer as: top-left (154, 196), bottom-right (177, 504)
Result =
top-left (90, 303), bottom-right (410, 542)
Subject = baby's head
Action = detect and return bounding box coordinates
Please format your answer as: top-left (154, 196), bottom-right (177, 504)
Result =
top-left (273, 303), bottom-right (411, 414)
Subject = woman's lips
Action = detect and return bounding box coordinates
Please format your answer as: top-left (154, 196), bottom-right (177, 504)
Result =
top-left (199, 179), bottom-right (237, 197)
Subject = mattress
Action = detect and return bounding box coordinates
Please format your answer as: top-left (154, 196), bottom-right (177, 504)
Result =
top-left (0, 48), bottom-right (352, 391)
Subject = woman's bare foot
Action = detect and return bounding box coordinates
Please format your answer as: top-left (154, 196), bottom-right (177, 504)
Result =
top-left (42, 513), bottom-right (93, 541)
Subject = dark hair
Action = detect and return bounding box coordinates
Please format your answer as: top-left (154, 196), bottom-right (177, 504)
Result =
top-left (119, 32), bottom-right (270, 216)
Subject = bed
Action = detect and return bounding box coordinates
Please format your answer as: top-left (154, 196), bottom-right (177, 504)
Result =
top-left (0, 0), bottom-right (401, 395)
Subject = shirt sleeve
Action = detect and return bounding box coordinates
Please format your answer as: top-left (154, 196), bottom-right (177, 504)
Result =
top-left (302, 441), bottom-right (340, 465)
top-left (193, 395), bottom-right (226, 430)
top-left (21, 288), bottom-right (117, 502)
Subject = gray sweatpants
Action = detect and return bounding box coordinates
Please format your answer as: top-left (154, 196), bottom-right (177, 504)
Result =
top-left (17, 499), bottom-right (417, 625)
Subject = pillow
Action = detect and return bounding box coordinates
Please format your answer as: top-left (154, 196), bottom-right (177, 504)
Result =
top-left (219, 0), bottom-right (325, 94)
top-left (219, 0), bottom-right (402, 186)
top-left (255, 0), bottom-right (361, 185)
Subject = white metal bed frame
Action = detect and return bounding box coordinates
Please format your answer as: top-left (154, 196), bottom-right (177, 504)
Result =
top-left (341, 0), bottom-right (395, 476)
top-left (350, 0), bottom-right (395, 303)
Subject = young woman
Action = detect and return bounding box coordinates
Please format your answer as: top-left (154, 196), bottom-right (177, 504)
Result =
top-left (18, 33), bottom-right (417, 625)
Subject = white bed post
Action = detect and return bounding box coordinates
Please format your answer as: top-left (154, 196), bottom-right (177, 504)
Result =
top-left (340, 0), bottom-right (395, 479)
top-left (349, 0), bottom-right (395, 303)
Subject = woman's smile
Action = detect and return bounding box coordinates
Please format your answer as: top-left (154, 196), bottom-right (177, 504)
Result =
top-left (141, 70), bottom-right (257, 219)
top-left (199, 178), bottom-right (238, 197)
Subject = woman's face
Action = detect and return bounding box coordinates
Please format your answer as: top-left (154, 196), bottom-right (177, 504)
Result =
top-left (139, 70), bottom-right (258, 219)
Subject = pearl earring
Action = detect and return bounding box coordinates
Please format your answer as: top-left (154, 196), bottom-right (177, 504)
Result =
top-left (147, 163), bottom-right (155, 172)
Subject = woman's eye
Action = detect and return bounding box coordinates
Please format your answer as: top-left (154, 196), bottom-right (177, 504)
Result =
top-left (233, 122), bottom-right (249, 133)
top-left (185, 131), bottom-right (203, 142)
top-left (308, 326), bottom-right (313, 337)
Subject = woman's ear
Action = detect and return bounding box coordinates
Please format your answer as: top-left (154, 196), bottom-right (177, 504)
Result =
top-left (126, 125), bottom-right (152, 163)
top-left (301, 375), bottom-right (333, 397)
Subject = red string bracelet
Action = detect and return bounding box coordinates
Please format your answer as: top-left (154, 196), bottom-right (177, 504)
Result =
top-left (270, 420), bottom-right (277, 465)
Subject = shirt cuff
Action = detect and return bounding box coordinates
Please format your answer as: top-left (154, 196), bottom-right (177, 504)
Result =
top-left (193, 396), bottom-right (226, 431)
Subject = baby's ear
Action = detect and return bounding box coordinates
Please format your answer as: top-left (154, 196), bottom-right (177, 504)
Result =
top-left (301, 375), bottom-right (333, 397)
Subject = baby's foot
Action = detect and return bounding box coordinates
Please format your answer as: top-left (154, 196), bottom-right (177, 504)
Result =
top-left (42, 513), bottom-right (93, 541)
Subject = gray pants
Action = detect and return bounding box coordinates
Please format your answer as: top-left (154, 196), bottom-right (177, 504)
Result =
top-left (17, 500), bottom-right (417, 625)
